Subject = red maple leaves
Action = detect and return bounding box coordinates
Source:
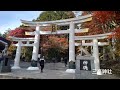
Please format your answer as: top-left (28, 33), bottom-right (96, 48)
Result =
top-left (9, 28), bottom-right (34, 38)
top-left (42, 35), bottom-right (68, 49)
top-left (92, 11), bottom-right (115, 24)
top-left (80, 11), bottom-right (120, 39)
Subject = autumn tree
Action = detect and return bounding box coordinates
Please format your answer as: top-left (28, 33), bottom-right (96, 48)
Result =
top-left (8, 27), bottom-right (35, 38)
top-left (36, 11), bottom-right (75, 30)
top-left (8, 27), bottom-right (35, 61)
top-left (36, 11), bottom-right (75, 21)
top-left (80, 11), bottom-right (120, 61)
top-left (7, 11), bottom-right (75, 62)
top-left (35, 11), bottom-right (75, 61)
top-left (92, 11), bottom-right (120, 60)
top-left (42, 35), bottom-right (68, 60)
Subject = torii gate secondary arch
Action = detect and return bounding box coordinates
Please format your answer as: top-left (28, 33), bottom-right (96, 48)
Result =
top-left (10, 14), bottom-right (112, 74)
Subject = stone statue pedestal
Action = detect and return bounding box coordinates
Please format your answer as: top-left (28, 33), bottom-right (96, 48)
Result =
top-left (27, 60), bottom-right (39, 70)
top-left (0, 57), bottom-right (11, 73)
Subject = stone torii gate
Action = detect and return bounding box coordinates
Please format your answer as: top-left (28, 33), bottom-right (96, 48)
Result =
top-left (10, 14), bottom-right (112, 74)
top-left (11, 14), bottom-right (92, 72)
top-left (75, 33), bottom-right (111, 74)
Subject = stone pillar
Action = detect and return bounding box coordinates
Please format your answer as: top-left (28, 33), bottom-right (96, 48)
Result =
top-left (27, 25), bottom-right (40, 70)
top-left (3, 45), bottom-right (8, 56)
top-left (91, 46), bottom-right (93, 56)
top-left (11, 41), bottom-right (22, 69)
top-left (82, 40), bottom-right (85, 44)
top-left (32, 26), bottom-right (40, 61)
top-left (93, 39), bottom-right (102, 75)
top-left (66, 22), bottom-right (75, 73)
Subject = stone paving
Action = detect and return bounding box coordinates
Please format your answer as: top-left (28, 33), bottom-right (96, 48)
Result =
top-left (0, 61), bottom-right (75, 79)
top-left (0, 61), bottom-right (120, 79)
top-left (0, 69), bottom-right (75, 79)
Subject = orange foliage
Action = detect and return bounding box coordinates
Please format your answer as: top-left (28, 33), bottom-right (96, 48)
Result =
top-left (80, 11), bottom-right (120, 39)
top-left (42, 35), bottom-right (68, 52)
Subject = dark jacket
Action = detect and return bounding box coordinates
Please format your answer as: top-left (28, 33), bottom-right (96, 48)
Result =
top-left (39, 59), bottom-right (45, 66)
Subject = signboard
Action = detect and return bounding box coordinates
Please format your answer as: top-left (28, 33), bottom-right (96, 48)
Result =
top-left (25, 32), bottom-right (34, 35)
top-left (80, 60), bottom-right (91, 71)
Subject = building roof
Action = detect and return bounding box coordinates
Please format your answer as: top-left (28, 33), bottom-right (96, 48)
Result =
top-left (0, 37), bottom-right (11, 50)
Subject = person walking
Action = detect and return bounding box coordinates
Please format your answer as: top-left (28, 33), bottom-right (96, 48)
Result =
top-left (61, 57), bottom-right (63, 62)
top-left (39, 56), bottom-right (45, 73)
top-left (64, 57), bottom-right (68, 67)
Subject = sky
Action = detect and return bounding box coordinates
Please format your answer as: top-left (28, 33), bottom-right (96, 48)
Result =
top-left (0, 11), bottom-right (42, 34)
top-left (0, 11), bottom-right (82, 34)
